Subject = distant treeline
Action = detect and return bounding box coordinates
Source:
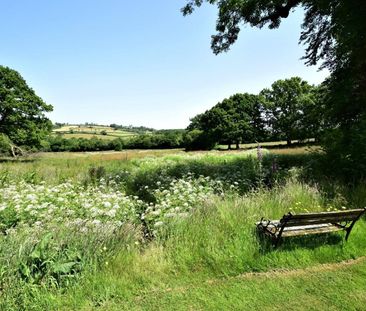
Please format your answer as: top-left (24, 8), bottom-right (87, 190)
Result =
top-left (109, 123), bottom-right (155, 133)
top-left (43, 130), bottom-right (186, 152)
top-left (185, 77), bottom-right (324, 150)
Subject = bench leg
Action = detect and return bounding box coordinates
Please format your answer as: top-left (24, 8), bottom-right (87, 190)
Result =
top-left (345, 225), bottom-right (355, 241)
top-left (345, 228), bottom-right (351, 241)
top-left (274, 236), bottom-right (281, 248)
top-left (345, 210), bottom-right (365, 241)
top-left (274, 223), bottom-right (287, 248)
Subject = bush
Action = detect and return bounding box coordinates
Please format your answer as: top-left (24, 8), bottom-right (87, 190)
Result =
top-left (322, 116), bottom-right (366, 181)
top-left (125, 132), bottom-right (185, 149)
top-left (0, 134), bottom-right (12, 156)
top-left (184, 130), bottom-right (216, 151)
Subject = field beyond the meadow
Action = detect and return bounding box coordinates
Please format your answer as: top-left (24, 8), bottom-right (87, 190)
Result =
top-left (0, 146), bottom-right (365, 310)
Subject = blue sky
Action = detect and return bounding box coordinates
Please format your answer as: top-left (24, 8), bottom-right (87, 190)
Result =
top-left (0, 1), bottom-right (328, 129)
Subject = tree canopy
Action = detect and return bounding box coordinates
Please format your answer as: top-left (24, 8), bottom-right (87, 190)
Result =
top-left (181, 1), bottom-right (364, 71)
top-left (182, 0), bottom-right (366, 176)
top-left (261, 77), bottom-right (317, 144)
top-left (187, 92), bottom-right (269, 149)
top-left (0, 66), bottom-right (53, 148)
top-left (187, 78), bottom-right (319, 149)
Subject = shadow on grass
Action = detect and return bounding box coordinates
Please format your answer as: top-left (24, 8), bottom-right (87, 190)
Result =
top-left (0, 158), bottom-right (35, 163)
top-left (217, 141), bottom-right (317, 151)
top-left (265, 141), bottom-right (316, 150)
top-left (257, 230), bottom-right (345, 254)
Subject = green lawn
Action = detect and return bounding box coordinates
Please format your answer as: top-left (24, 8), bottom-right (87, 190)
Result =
top-left (119, 257), bottom-right (366, 311)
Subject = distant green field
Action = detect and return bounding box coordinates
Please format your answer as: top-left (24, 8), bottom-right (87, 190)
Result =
top-left (53, 125), bottom-right (141, 140)
top-left (58, 133), bottom-right (135, 140)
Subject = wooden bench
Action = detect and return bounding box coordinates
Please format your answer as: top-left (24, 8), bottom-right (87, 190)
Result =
top-left (256, 208), bottom-right (366, 247)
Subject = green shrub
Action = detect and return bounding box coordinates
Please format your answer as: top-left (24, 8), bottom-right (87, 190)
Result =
top-left (19, 233), bottom-right (82, 286)
top-left (184, 129), bottom-right (216, 150)
top-left (0, 133), bottom-right (12, 156)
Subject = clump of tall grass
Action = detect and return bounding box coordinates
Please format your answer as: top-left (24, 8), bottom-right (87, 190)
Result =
top-left (0, 222), bottom-right (140, 310)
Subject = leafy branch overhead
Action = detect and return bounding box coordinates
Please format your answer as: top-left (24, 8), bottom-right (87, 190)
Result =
top-left (182, 0), bottom-right (337, 70)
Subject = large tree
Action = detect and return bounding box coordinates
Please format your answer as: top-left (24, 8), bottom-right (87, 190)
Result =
top-left (187, 93), bottom-right (267, 149)
top-left (301, 83), bottom-right (327, 142)
top-left (232, 93), bottom-right (268, 143)
top-left (182, 0), bottom-right (366, 176)
top-left (261, 77), bottom-right (317, 145)
top-left (0, 66), bottom-right (53, 148)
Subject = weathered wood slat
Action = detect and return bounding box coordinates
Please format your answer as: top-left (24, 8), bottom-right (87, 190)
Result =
top-left (283, 223), bottom-right (336, 231)
top-left (281, 225), bottom-right (342, 237)
top-left (284, 216), bottom-right (359, 227)
top-left (260, 223), bottom-right (342, 236)
top-left (289, 209), bottom-right (364, 219)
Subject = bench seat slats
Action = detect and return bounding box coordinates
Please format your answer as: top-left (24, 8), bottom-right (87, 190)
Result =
top-left (284, 216), bottom-right (358, 227)
top-left (256, 208), bottom-right (366, 246)
top-left (281, 224), bottom-right (342, 237)
top-left (259, 223), bottom-right (342, 236)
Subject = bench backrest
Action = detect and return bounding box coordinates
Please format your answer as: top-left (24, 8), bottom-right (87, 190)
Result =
top-left (280, 209), bottom-right (366, 227)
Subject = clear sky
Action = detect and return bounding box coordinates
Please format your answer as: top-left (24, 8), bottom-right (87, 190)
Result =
top-left (0, 1), bottom-right (328, 129)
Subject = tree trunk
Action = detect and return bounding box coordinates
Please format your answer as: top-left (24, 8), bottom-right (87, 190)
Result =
top-left (11, 145), bottom-right (16, 157)
top-left (228, 143), bottom-right (232, 150)
top-left (236, 142), bottom-right (240, 149)
top-left (10, 144), bottom-right (24, 157)
top-left (287, 138), bottom-right (292, 145)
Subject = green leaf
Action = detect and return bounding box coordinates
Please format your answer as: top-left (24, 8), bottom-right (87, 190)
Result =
top-left (52, 261), bottom-right (78, 275)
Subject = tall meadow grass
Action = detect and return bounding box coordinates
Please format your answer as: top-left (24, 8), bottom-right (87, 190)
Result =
top-left (0, 149), bottom-right (365, 310)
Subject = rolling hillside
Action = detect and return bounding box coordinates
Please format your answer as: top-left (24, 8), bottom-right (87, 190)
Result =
top-left (52, 125), bottom-right (151, 140)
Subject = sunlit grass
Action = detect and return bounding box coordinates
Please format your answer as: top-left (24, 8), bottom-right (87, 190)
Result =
top-left (2, 181), bottom-right (365, 310)
top-left (1, 147), bottom-right (365, 310)
top-left (270, 146), bottom-right (322, 155)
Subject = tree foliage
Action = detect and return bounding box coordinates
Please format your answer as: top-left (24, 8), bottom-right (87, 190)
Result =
top-left (261, 77), bottom-right (317, 144)
top-left (187, 93), bottom-right (268, 148)
top-left (187, 78), bottom-right (320, 149)
top-left (45, 131), bottom-right (187, 152)
top-left (184, 129), bottom-right (217, 150)
top-left (0, 134), bottom-right (12, 156)
top-left (181, 1), bottom-right (363, 70)
top-left (182, 0), bottom-right (366, 177)
top-left (0, 66), bottom-right (53, 147)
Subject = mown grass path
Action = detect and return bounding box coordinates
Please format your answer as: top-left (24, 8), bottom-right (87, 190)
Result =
top-left (109, 257), bottom-right (366, 311)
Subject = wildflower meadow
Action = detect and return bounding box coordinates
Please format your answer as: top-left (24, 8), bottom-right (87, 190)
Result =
top-left (1, 149), bottom-right (366, 310)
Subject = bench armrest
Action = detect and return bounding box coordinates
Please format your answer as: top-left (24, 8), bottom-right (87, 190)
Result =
top-left (257, 218), bottom-right (281, 235)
